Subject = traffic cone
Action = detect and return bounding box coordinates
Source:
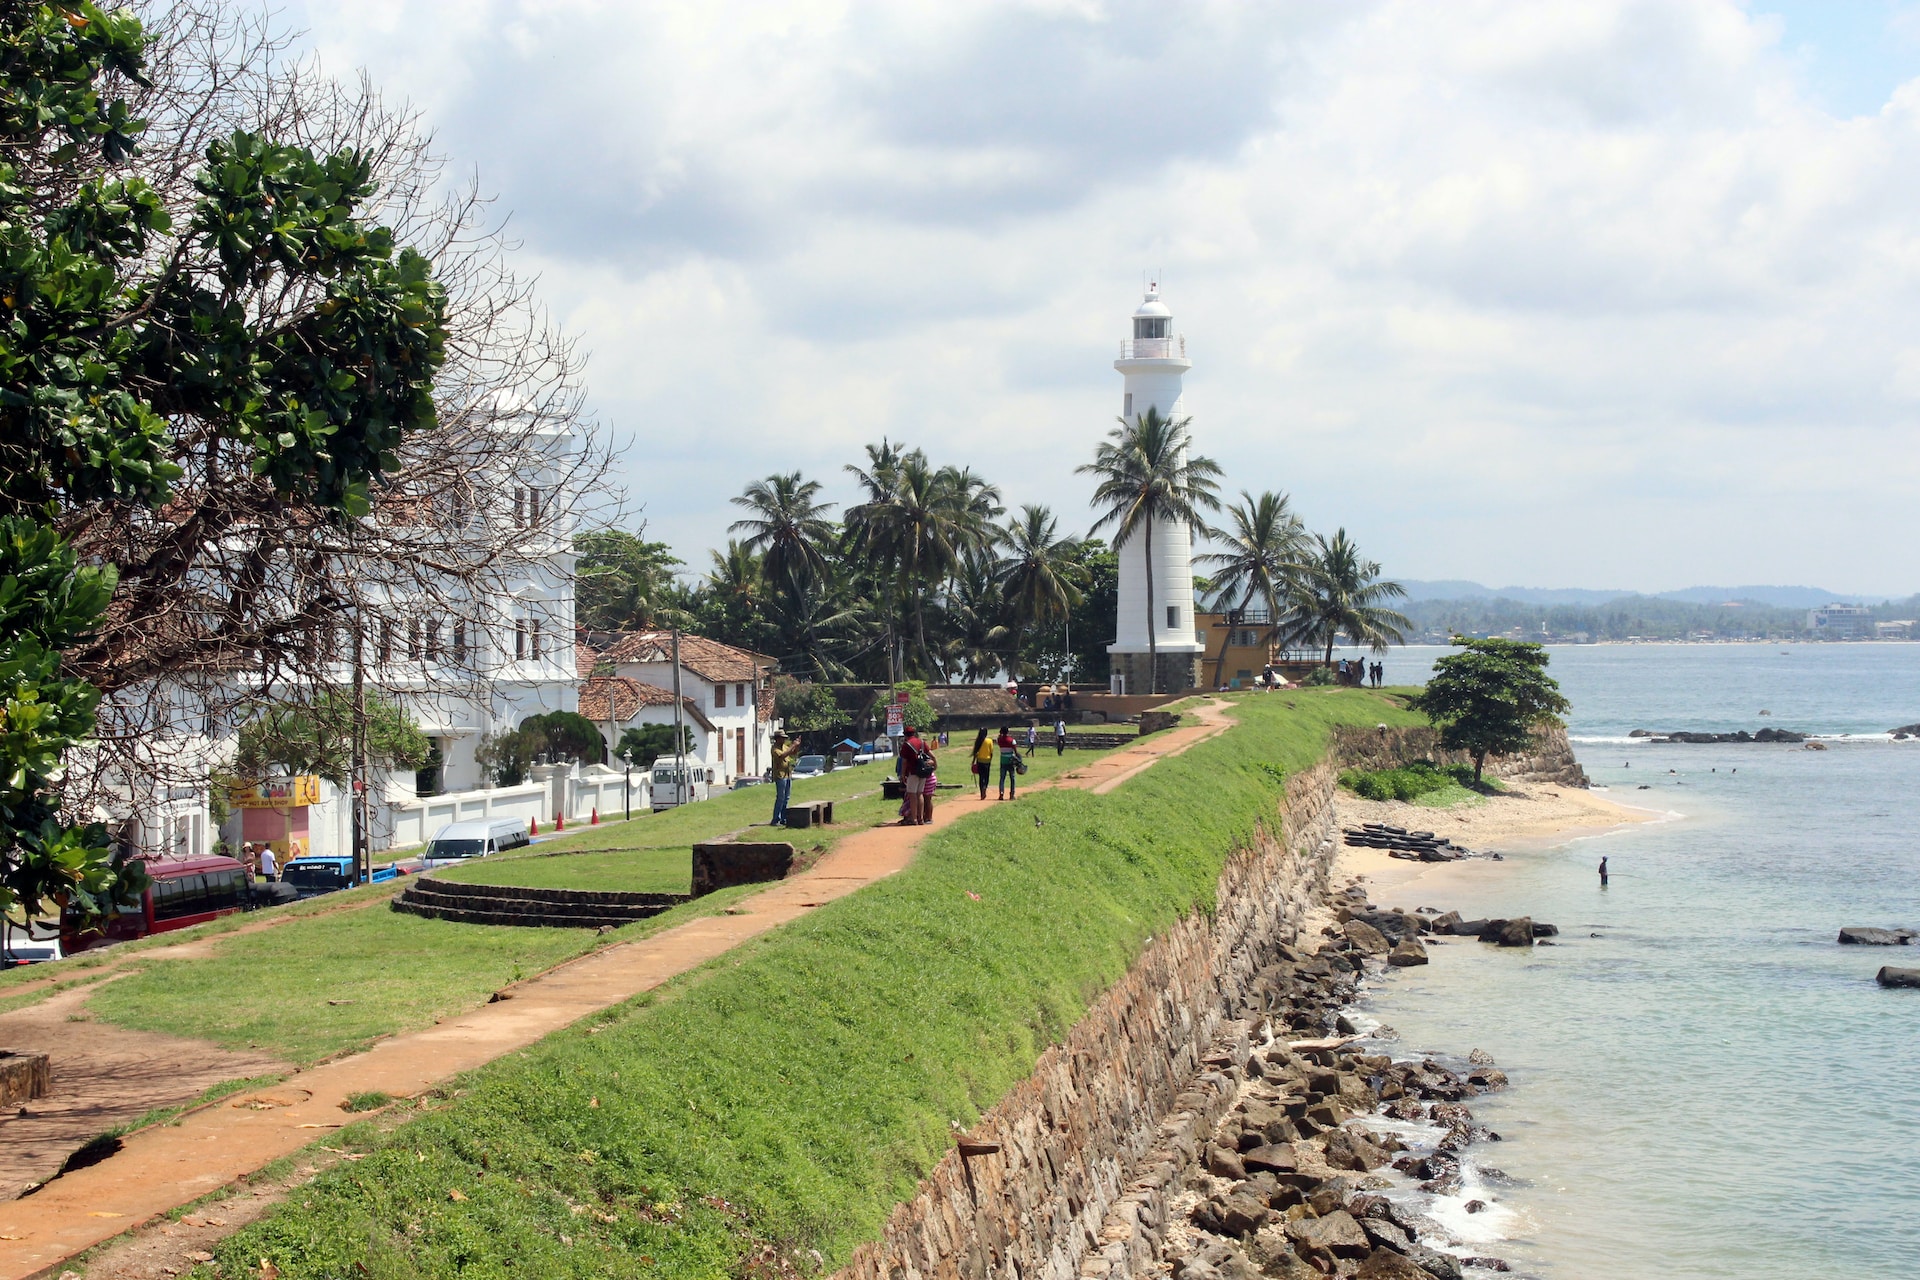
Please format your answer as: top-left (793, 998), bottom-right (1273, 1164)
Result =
top-left (590, 807), bottom-right (599, 825)
top-left (530, 818), bottom-right (538, 835)
top-left (555, 811), bottom-right (565, 831)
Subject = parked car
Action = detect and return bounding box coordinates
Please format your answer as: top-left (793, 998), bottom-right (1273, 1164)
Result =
top-left (793, 754), bottom-right (828, 777)
top-left (0, 923), bottom-right (62, 967)
top-left (420, 818), bottom-right (532, 870)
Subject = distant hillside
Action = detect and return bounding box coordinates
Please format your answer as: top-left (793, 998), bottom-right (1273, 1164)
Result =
top-left (1397, 580), bottom-right (1894, 608)
top-left (1397, 592), bottom-right (1920, 643)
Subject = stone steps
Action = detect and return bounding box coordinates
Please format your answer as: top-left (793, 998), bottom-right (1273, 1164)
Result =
top-left (392, 877), bottom-right (688, 929)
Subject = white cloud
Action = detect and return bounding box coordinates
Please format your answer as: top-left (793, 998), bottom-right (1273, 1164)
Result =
top-left (291, 0), bottom-right (1920, 593)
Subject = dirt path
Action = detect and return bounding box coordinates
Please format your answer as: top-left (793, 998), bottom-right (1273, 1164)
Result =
top-left (0, 706), bottom-right (1234, 1277)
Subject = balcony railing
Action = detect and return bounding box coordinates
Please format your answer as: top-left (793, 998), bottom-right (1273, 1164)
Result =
top-left (1119, 335), bottom-right (1186, 360)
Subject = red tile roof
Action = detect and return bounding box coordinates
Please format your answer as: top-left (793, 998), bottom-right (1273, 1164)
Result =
top-left (599, 631), bottom-right (775, 684)
top-left (578, 677), bottom-right (715, 731)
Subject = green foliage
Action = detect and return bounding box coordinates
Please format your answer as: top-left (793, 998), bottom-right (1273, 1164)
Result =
top-left (1409, 637), bottom-right (1571, 780)
top-left (773, 678), bottom-right (849, 737)
top-left (521, 711), bottom-right (606, 764)
top-left (1300, 665), bottom-right (1335, 687)
top-left (614, 723), bottom-right (692, 768)
top-left (1338, 761), bottom-right (1477, 802)
top-left (234, 692), bottom-right (431, 786)
top-left (1278, 529), bottom-right (1411, 664)
top-left (890, 679), bottom-right (937, 732)
top-left (0, 2), bottom-right (447, 922)
top-left (343, 1091), bottom-right (395, 1113)
top-left (200, 692), bottom-right (1423, 1278)
top-left (573, 530), bottom-right (687, 633)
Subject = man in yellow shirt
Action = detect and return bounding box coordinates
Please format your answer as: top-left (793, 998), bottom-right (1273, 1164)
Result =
top-left (770, 731), bottom-right (801, 826)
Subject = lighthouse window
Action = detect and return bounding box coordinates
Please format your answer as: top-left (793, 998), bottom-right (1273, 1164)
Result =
top-left (1123, 393), bottom-right (1133, 418)
top-left (1167, 605), bottom-right (1180, 629)
top-left (1134, 317), bottom-right (1169, 340)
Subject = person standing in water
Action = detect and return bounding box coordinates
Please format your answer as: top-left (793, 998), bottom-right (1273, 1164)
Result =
top-left (1598, 855), bottom-right (1609, 887)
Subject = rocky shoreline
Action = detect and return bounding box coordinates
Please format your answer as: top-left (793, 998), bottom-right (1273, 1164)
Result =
top-left (1156, 883), bottom-right (1531, 1280)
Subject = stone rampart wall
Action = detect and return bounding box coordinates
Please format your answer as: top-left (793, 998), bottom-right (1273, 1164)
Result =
top-left (834, 760), bottom-right (1341, 1280)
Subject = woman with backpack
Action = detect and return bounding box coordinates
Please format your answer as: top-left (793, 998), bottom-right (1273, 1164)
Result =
top-left (970, 728), bottom-right (994, 800)
top-left (996, 725), bottom-right (1021, 800)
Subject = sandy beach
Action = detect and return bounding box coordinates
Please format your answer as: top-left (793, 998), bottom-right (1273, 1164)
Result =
top-left (1333, 779), bottom-right (1657, 901)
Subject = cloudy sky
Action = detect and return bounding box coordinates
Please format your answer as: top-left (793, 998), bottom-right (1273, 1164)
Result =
top-left (287, 0), bottom-right (1920, 596)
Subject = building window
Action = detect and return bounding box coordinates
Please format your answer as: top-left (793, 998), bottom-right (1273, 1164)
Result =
top-left (736, 682), bottom-right (747, 706)
top-left (515, 619), bottom-right (527, 660)
top-left (377, 619), bottom-right (394, 664)
top-left (1133, 317), bottom-right (1169, 340)
top-left (714, 683), bottom-right (726, 708)
top-left (530, 618), bottom-right (543, 659)
top-left (513, 485), bottom-right (543, 527)
top-left (1167, 605), bottom-right (1179, 629)
top-left (407, 619), bottom-right (421, 660)
top-left (1123, 392), bottom-right (1133, 418)
top-left (452, 621), bottom-right (468, 663)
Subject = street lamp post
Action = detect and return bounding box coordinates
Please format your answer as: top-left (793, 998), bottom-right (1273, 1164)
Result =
top-left (622, 748), bottom-right (633, 821)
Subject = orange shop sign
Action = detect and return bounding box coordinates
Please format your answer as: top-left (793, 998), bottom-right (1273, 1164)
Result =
top-left (229, 775), bottom-right (321, 808)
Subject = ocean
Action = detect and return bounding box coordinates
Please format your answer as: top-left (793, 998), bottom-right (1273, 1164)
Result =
top-left (1354, 643), bottom-right (1920, 1278)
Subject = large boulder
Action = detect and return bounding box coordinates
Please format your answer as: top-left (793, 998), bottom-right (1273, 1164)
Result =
top-left (1450, 918), bottom-right (1490, 937)
top-left (1494, 917), bottom-right (1535, 947)
top-left (1356, 1249), bottom-right (1431, 1280)
top-left (1322, 1128), bottom-right (1393, 1172)
top-left (1839, 926), bottom-right (1913, 946)
top-left (1288, 1209), bottom-right (1371, 1261)
top-left (1344, 919), bottom-right (1392, 954)
top-left (1387, 938), bottom-right (1429, 967)
top-left (1242, 1143), bottom-right (1298, 1176)
top-left (1877, 966), bottom-right (1920, 989)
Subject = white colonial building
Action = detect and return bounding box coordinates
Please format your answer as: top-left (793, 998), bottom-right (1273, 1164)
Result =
top-left (586, 632), bottom-right (778, 786)
top-left (1109, 285), bottom-right (1205, 695)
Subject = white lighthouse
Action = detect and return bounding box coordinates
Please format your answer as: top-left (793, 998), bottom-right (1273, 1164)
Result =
top-left (1107, 285), bottom-right (1203, 695)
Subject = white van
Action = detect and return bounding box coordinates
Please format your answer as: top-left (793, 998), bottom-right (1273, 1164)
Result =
top-left (650, 757), bottom-right (712, 812)
top-left (421, 817), bottom-right (533, 869)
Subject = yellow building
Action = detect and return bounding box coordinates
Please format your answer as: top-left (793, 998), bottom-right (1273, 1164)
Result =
top-left (1195, 612), bottom-right (1280, 688)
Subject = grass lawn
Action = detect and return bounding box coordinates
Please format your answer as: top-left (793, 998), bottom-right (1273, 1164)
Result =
top-left (439, 847), bottom-right (696, 894)
top-left (204, 688), bottom-right (1423, 1279)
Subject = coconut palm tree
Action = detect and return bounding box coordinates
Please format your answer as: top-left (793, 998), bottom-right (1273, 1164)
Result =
top-left (1196, 490), bottom-right (1310, 687)
top-left (940, 549), bottom-right (1014, 681)
top-left (997, 504), bottom-right (1086, 649)
top-left (730, 472), bottom-right (837, 671)
top-left (1076, 407), bottom-right (1223, 693)
top-left (1279, 528), bottom-right (1412, 667)
top-left (843, 441), bottom-right (910, 680)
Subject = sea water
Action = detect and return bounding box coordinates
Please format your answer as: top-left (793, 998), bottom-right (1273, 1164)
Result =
top-left (1355, 644), bottom-right (1920, 1278)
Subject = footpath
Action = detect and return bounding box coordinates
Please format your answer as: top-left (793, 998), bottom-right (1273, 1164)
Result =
top-left (1, 701), bottom-right (1232, 1279)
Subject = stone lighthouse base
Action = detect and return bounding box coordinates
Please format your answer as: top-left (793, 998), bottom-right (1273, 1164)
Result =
top-left (1110, 650), bottom-right (1202, 697)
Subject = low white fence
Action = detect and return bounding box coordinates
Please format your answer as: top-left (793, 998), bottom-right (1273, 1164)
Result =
top-left (379, 782), bottom-right (548, 851)
top-left (573, 765), bottom-right (647, 821)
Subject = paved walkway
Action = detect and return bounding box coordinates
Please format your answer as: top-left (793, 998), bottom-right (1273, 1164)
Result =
top-left (0, 701), bottom-right (1234, 1277)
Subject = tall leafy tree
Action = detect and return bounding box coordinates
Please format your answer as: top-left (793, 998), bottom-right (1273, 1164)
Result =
top-left (0, 2), bottom-right (447, 921)
top-left (1410, 638), bottom-right (1571, 781)
top-left (1196, 490), bottom-right (1310, 687)
top-left (573, 530), bottom-right (686, 633)
top-left (729, 471), bottom-right (836, 661)
top-left (1077, 408), bottom-right (1223, 692)
top-left (997, 504), bottom-right (1086, 656)
top-left (1280, 528), bottom-right (1413, 666)
top-left (842, 440), bottom-right (909, 680)
top-left (234, 692), bottom-right (431, 786)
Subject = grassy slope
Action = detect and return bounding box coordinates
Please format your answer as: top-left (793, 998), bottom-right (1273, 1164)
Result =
top-left (75, 739), bottom-right (1121, 1061)
top-left (207, 689), bottom-right (1420, 1280)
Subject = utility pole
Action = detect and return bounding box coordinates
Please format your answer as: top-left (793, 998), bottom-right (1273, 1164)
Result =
top-left (351, 608), bottom-right (370, 885)
top-left (670, 628), bottom-right (686, 808)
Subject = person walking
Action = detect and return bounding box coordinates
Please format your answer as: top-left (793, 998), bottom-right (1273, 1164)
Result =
top-left (970, 728), bottom-right (994, 800)
top-left (1054, 715), bottom-right (1068, 756)
top-left (769, 731), bottom-right (800, 826)
top-left (996, 725), bottom-right (1020, 800)
top-left (1026, 720), bottom-right (1038, 753)
top-left (258, 842), bottom-right (278, 882)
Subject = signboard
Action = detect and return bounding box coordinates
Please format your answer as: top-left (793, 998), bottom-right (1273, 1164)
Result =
top-left (885, 703), bottom-right (904, 738)
top-left (229, 775), bottom-right (321, 808)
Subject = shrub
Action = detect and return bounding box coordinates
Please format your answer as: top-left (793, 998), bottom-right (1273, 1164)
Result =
top-left (1338, 760), bottom-right (1477, 802)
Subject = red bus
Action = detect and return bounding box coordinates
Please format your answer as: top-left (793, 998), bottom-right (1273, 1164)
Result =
top-left (62, 854), bottom-right (250, 954)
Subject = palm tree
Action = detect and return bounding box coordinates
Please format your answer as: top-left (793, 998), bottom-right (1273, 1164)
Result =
top-left (1279, 528), bottom-right (1412, 667)
top-left (996, 504), bottom-right (1086, 654)
top-left (1077, 407), bottom-right (1223, 693)
top-left (843, 441), bottom-right (910, 681)
top-left (1196, 490), bottom-right (1310, 687)
top-left (730, 472), bottom-right (837, 667)
top-left (940, 549), bottom-right (1013, 681)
